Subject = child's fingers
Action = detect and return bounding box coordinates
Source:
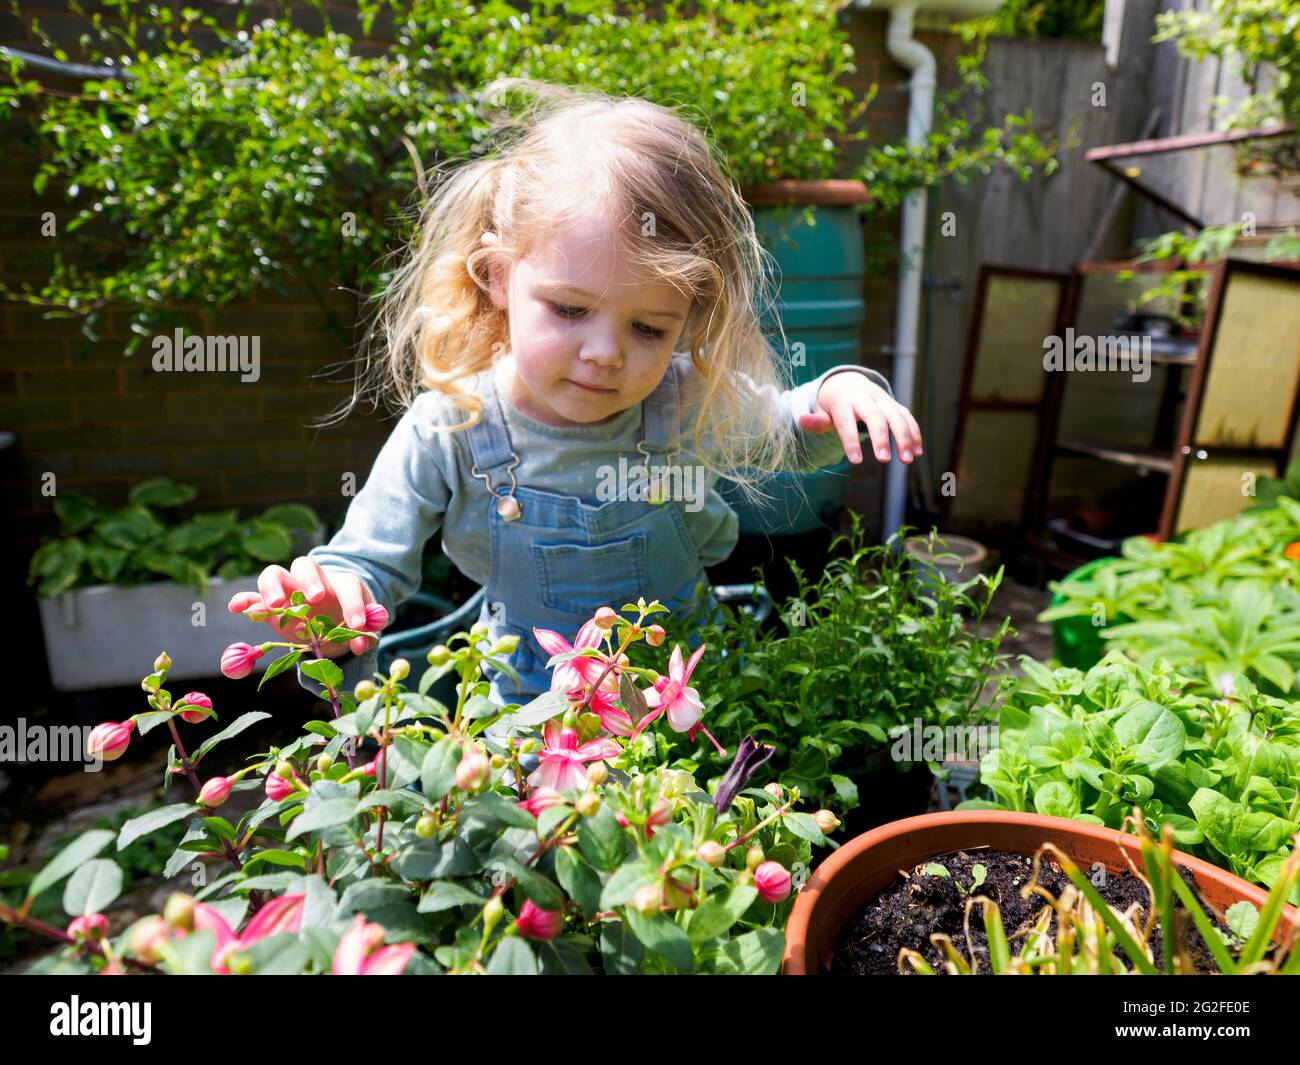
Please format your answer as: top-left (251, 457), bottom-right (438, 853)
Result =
top-left (228, 590), bottom-right (262, 614)
top-left (290, 556), bottom-right (330, 604)
top-left (328, 570), bottom-right (371, 633)
top-left (258, 565), bottom-right (300, 610)
top-left (798, 410), bottom-right (834, 433)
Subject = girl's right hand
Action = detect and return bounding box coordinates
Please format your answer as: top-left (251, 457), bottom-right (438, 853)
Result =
top-left (229, 559), bottom-right (390, 658)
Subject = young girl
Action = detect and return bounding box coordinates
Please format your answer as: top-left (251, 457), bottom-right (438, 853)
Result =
top-left (236, 78), bottom-right (922, 709)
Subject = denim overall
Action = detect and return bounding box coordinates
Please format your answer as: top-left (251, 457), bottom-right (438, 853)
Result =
top-left (467, 364), bottom-right (717, 711)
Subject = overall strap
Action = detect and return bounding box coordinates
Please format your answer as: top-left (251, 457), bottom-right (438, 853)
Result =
top-left (466, 367), bottom-right (523, 519)
top-left (638, 358), bottom-right (681, 464)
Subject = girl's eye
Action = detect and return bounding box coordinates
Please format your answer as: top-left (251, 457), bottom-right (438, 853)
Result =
top-left (548, 302), bottom-right (665, 340)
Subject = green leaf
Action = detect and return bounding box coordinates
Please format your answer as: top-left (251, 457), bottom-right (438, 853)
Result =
top-left (240, 519), bottom-right (293, 561)
top-left (502, 856), bottom-right (565, 911)
top-left (118, 804), bottom-right (201, 850)
top-left (260, 503), bottom-right (320, 534)
top-left (555, 847), bottom-right (602, 920)
top-left (286, 798), bottom-right (358, 840)
top-left (1113, 700), bottom-right (1185, 771)
top-left (781, 811), bottom-right (826, 845)
top-left (706, 927), bottom-right (785, 975)
top-left (128, 478), bottom-right (197, 508)
top-left (421, 737), bottom-right (460, 801)
top-left (486, 937), bottom-right (538, 975)
top-left (688, 885), bottom-right (758, 944)
top-left (1033, 781), bottom-right (1081, 819)
top-left (578, 803), bottom-right (626, 872)
top-left (194, 712), bottom-right (272, 759)
top-left (28, 829), bottom-right (115, 900)
top-left (300, 658), bottom-right (344, 691)
top-left (63, 859), bottom-right (123, 917)
top-left (418, 881), bottom-right (486, 913)
top-left (599, 862), bottom-right (657, 909)
top-left (259, 649), bottom-right (304, 689)
top-left (496, 689), bottom-right (568, 730)
top-left (625, 908), bottom-right (693, 973)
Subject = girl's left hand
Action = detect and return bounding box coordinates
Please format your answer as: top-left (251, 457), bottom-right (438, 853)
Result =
top-left (798, 371), bottom-right (923, 465)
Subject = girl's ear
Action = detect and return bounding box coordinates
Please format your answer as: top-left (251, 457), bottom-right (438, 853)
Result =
top-left (481, 232), bottom-right (509, 311)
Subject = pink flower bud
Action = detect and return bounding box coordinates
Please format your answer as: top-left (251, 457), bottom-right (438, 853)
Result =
top-left (455, 745), bottom-right (490, 793)
top-left (220, 642), bottom-right (266, 680)
top-left (592, 606), bottom-right (618, 630)
top-left (128, 915), bottom-right (170, 963)
top-left (68, 913), bottom-right (109, 940)
top-left (514, 898), bottom-right (564, 941)
top-left (198, 776), bottom-right (233, 807)
top-left (518, 786), bottom-right (563, 817)
top-left (177, 691), bottom-right (213, 724)
top-left (86, 720), bottom-right (134, 762)
top-left (229, 591), bottom-right (270, 620)
top-left (362, 603), bottom-right (390, 631)
top-left (266, 772), bottom-right (297, 801)
top-left (754, 861), bottom-right (792, 904)
top-left (646, 624), bottom-right (666, 647)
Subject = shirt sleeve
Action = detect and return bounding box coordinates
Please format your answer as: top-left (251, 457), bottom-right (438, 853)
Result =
top-left (296, 394), bottom-right (454, 693)
top-left (674, 354), bottom-right (895, 475)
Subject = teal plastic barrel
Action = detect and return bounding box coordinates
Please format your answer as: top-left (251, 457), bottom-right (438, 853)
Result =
top-left (720, 195), bottom-right (866, 535)
top-left (1049, 556), bottom-right (1126, 670)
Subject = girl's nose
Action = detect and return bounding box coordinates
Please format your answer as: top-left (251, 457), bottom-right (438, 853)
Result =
top-left (578, 327), bottom-right (622, 369)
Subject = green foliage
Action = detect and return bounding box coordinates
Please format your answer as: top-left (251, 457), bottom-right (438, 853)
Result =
top-left (962, 652), bottom-right (1300, 901)
top-left (1040, 494), bottom-right (1300, 694)
top-left (963, 0), bottom-right (1107, 43)
top-left (2, 607), bottom-right (820, 975)
top-left (636, 513), bottom-right (1012, 811)
top-left (26, 479), bottom-right (320, 596)
top-left (0, 0), bottom-right (1059, 342)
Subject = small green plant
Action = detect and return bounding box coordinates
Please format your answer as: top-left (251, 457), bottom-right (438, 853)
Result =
top-left (26, 478), bottom-right (320, 597)
top-left (901, 814), bottom-right (1300, 975)
top-left (962, 652), bottom-right (1300, 899)
top-left (637, 514), bottom-right (1012, 811)
top-left (923, 861), bottom-right (987, 897)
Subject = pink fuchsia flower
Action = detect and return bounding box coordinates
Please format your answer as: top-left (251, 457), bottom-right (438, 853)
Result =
top-left (86, 720), bottom-right (134, 762)
top-left (67, 913), bottom-right (109, 940)
top-left (754, 861), bottom-right (792, 904)
top-left (332, 913), bottom-right (416, 975)
top-left (455, 744), bottom-right (490, 793)
top-left (361, 754), bottom-right (381, 777)
top-left (265, 772), bottom-right (299, 802)
top-left (586, 685), bottom-right (635, 738)
top-left (532, 620), bottom-right (610, 694)
top-left (221, 642), bottom-right (266, 679)
top-left (191, 894), bottom-right (306, 975)
top-left (517, 786), bottom-right (564, 818)
top-left (635, 644), bottom-right (727, 756)
top-left (615, 799), bottom-right (672, 839)
top-left (177, 691), bottom-right (213, 725)
top-left (198, 776), bottom-right (233, 807)
top-left (361, 603), bottom-right (390, 632)
top-left (527, 719), bottom-right (621, 792)
top-left (514, 899), bottom-right (564, 941)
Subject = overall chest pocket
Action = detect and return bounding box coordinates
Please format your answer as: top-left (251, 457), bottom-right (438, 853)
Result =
top-left (532, 533), bottom-right (649, 617)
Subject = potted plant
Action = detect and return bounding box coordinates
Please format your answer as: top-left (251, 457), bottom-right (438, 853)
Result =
top-left (28, 478), bottom-right (321, 690)
top-left (783, 809), bottom-right (1300, 974)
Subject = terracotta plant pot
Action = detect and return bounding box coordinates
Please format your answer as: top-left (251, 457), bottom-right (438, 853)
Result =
top-left (783, 810), bottom-right (1300, 974)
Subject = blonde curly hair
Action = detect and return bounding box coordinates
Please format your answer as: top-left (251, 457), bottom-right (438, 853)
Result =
top-left (331, 77), bottom-right (805, 505)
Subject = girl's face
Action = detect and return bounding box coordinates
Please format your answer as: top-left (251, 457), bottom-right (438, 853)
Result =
top-left (487, 213), bottom-right (692, 428)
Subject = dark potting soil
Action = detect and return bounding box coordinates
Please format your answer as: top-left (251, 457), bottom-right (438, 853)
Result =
top-left (832, 848), bottom-right (1241, 975)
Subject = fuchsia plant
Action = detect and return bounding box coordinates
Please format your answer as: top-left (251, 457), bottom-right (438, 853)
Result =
top-left (3, 594), bottom-right (840, 975)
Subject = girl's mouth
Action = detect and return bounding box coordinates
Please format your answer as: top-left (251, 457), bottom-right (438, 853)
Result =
top-left (567, 379), bottom-right (616, 394)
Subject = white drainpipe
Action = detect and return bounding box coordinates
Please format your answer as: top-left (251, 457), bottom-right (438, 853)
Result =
top-left (851, 0), bottom-right (1002, 538)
